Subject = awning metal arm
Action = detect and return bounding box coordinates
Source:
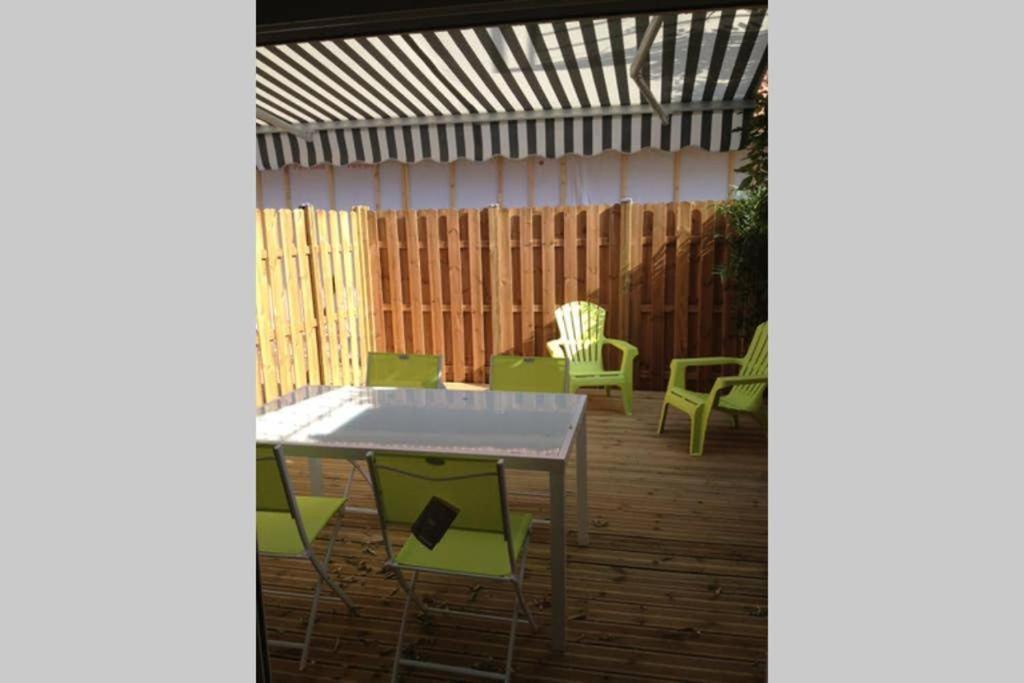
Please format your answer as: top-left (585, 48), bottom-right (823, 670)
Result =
top-left (630, 15), bottom-right (669, 126)
top-left (256, 106), bottom-right (315, 142)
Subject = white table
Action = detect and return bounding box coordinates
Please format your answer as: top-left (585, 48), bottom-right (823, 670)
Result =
top-left (256, 385), bottom-right (589, 652)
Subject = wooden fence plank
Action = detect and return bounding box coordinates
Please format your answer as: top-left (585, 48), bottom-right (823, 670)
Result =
top-left (673, 202), bottom-right (692, 362)
top-left (445, 209), bottom-right (466, 381)
top-left (404, 209), bottom-right (426, 353)
top-left (564, 206), bottom-right (579, 302)
top-left (255, 210), bottom-right (279, 402)
top-left (304, 207), bottom-right (333, 384)
top-left (585, 204), bottom-right (600, 302)
top-left (651, 203), bottom-right (668, 388)
top-left (265, 209), bottom-right (295, 394)
top-left (424, 210), bottom-right (445, 360)
top-left (293, 210), bottom-right (321, 385)
top-left (322, 210), bottom-right (348, 386)
top-left (311, 208), bottom-right (340, 385)
top-left (616, 200), bottom-right (633, 341)
top-left (697, 203), bottom-right (717, 390)
top-left (277, 208), bottom-right (306, 388)
top-left (628, 201), bottom-right (644, 352)
top-left (364, 208), bottom-right (386, 359)
top-left (333, 210), bottom-right (358, 385)
top-left (519, 207), bottom-right (536, 356)
top-left (541, 206), bottom-right (557, 347)
top-left (489, 206), bottom-right (514, 355)
top-left (466, 209), bottom-right (486, 383)
top-left (384, 211), bottom-right (406, 353)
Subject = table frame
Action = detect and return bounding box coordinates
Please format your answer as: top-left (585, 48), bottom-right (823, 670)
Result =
top-left (257, 387), bottom-right (589, 652)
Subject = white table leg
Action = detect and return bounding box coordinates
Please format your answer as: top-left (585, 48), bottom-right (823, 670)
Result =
top-left (307, 458), bottom-right (324, 496)
top-left (549, 464), bottom-right (567, 652)
top-left (576, 411), bottom-right (589, 546)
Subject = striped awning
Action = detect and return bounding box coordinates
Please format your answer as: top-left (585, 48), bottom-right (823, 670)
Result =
top-left (256, 9), bottom-right (767, 169)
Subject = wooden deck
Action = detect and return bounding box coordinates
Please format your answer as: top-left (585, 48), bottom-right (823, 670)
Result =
top-left (262, 388), bottom-right (767, 682)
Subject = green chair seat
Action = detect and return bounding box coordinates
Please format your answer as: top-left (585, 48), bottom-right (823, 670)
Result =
top-left (257, 495), bottom-right (346, 555)
top-left (394, 512), bottom-right (532, 577)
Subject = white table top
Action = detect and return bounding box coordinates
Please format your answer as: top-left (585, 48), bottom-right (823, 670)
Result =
top-left (256, 386), bottom-right (587, 461)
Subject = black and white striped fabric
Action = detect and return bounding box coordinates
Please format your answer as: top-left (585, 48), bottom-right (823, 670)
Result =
top-left (256, 9), bottom-right (767, 169)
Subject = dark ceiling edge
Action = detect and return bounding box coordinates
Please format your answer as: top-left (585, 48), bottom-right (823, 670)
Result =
top-left (257, 1), bottom-right (768, 45)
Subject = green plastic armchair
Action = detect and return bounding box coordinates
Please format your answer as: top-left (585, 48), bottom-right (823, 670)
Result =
top-left (657, 321), bottom-right (767, 455)
top-left (489, 355), bottom-right (569, 393)
top-left (546, 301), bottom-right (638, 414)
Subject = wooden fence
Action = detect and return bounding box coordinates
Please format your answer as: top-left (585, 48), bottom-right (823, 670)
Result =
top-left (256, 200), bottom-right (740, 404)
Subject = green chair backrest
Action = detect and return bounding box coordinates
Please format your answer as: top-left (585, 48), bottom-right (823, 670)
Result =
top-left (489, 355), bottom-right (568, 393)
top-left (366, 352), bottom-right (442, 388)
top-left (553, 301), bottom-right (607, 365)
top-left (256, 444), bottom-right (292, 514)
top-left (367, 453), bottom-right (507, 534)
top-left (726, 322), bottom-right (768, 408)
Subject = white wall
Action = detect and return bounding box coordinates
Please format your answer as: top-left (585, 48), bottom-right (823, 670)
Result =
top-left (257, 149), bottom-right (744, 209)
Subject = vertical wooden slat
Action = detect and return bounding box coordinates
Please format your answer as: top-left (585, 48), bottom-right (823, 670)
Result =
top-left (445, 209), bottom-right (466, 381)
top-left (278, 209), bottom-right (307, 387)
top-left (333, 211), bottom-right (358, 385)
top-left (424, 209), bottom-right (445, 361)
top-left (345, 209), bottom-right (369, 383)
top-left (519, 207), bottom-right (536, 356)
top-left (265, 210), bottom-right (295, 394)
top-left (697, 203), bottom-right (717, 389)
top-left (364, 209), bottom-right (387, 359)
top-left (651, 203), bottom-right (668, 388)
top-left (585, 204), bottom-right (600, 302)
top-left (466, 209), bottom-right (486, 383)
top-left (563, 206), bottom-right (579, 302)
top-left (304, 207), bottom-right (331, 384)
top-left (328, 210), bottom-right (353, 386)
top-left (628, 202), bottom-right (643, 350)
top-left (405, 209), bottom-right (426, 352)
top-left (720, 208), bottom-right (737, 359)
top-left (673, 202), bottom-right (692, 362)
top-left (541, 206), bottom-right (557, 346)
top-left (384, 211), bottom-right (406, 353)
top-left (319, 208), bottom-right (344, 387)
top-left (293, 210), bottom-right (321, 384)
top-left (488, 206), bottom-right (514, 355)
top-left (617, 199), bottom-right (634, 341)
top-left (255, 211), bottom-right (279, 401)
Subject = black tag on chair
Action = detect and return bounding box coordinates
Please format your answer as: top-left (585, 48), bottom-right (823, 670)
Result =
top-left (411, 496), bottom-right (460, 550)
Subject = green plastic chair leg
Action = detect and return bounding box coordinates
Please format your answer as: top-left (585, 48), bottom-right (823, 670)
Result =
top-left (689, 404), bottom-right (709, 456)
top-left (621, 383), bottom-right (633, 416)
top-left (731, 414), bottom-right (740, 428)
top-left (656, 401), bottom-right (670, 434)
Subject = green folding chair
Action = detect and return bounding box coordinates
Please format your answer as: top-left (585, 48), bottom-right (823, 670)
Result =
top-left (366, 452), bottom-right (536, 683)
top-left (657, 321), bottom-right (768, 455)
top-left (257, 444), bottom-right (358, 670)
top-left (344, 352), bottom-right (445, 498)
top-left (546, 301), bottom-right (639, 414)
top-left (365, 352), bottom-right (443, 389)
top-left (489, 355), bottom-right (569, 393)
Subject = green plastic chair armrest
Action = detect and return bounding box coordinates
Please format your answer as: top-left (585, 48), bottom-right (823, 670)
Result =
top-left (707, 374), bottom-right (768, 408)
top-left (605, 339), bottom-right (639, 370)
top-left (546, 339), bottom-right (567, 358)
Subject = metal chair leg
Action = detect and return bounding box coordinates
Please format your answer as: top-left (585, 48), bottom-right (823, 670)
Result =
top-left (307, 512), bottom-right (359, 615)
top-left (391, 571), bottom-right (418, 683)
top-left (343, 461), bottom-right (371, 499)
